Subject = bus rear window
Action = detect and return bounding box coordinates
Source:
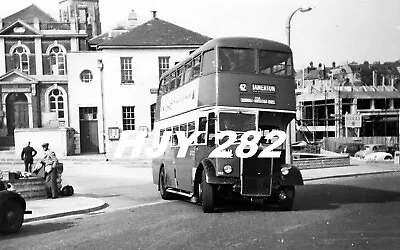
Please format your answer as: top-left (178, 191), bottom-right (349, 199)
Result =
top-left (259, 51), bottom-right (293, 76)
top-left (219, 48), bottom-right (255, 73)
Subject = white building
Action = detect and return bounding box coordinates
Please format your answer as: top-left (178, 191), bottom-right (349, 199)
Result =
top-left (67, 13), bottom-right (211, 156)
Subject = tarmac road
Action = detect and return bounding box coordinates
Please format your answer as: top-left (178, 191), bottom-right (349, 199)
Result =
top-left (1, 172), bottom-right (400, 249)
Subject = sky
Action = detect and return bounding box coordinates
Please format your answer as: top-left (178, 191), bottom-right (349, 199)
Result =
top-left (1, 0), bottom-right (399, 69)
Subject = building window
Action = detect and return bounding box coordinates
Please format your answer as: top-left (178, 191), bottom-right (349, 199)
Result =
top-left (80, 70), bottom-right (93, 83)
top-left (158, 56), bottom-right (170, 78)
top-left (79, 107), bottom-right (98, 120)
top-left (120, 57), bottom-right (133, 83)
top-left (150, 103), bottom-right (156, 130)
top-left (357, 99), bottom-right (371, 110)
top-left (49, 89), bottom-right (65, 119)
top-left (122, 106), bottom-right (135, 130)
top-left (49, 46), bottom-right (66, 75)
top-left (12, 46), bottom-right (30, 74)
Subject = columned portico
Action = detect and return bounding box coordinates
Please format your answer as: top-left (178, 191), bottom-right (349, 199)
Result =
top-left (0, 70), bottom-right (38, 136)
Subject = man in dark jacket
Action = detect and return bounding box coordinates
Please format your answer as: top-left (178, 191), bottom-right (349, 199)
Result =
top-left (21, 141), bottom-right (37, 172)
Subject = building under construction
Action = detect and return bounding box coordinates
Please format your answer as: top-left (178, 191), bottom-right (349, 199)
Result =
top-left (295, 61), bottom-right (400, 144)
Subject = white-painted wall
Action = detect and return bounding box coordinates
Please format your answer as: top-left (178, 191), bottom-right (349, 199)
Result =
top-left (67, 52), bottom-right (104, 153)
top-left (67, 47), bottom-right (196, 155)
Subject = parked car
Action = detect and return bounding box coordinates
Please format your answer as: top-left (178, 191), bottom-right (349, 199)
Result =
top-left (336, 142), bottom-right (364, 157)
top-left (354, 144), bottom-right (388, 159)
top-left (386, 144), bottom-right (399, 157)
top-left (0, 181), bottom-right (32, 234)
top-left (365, 152), bottom-right (393, 161)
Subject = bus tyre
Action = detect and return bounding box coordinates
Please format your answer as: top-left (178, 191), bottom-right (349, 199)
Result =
top-left (278, 186), bottom-right (295, 211)
top-left (200, 170), bottom-right (215, 213)
top-left (159, 168), bottom-right (174, 200)
top-left (0, 200), bottom-right (24, 234)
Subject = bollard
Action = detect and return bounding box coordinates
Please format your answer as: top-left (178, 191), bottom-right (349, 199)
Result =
top-left (395, 151), bottom-right (400, 164)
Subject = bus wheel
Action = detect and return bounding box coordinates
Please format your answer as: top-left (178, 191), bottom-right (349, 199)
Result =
top-left (0, 200), bottom-right (24, 234)
top-left (199, 170), bottom-right (215, 213)
top-left (278, 186), bottom-right (295, 211)
top-left (159, 167), bottom-right (174, 200)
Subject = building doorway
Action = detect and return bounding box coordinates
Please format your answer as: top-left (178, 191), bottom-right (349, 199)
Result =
top-left (79, 107), bottom-right (99, 153)
top-left (6, 93), bottom-right (29, 136)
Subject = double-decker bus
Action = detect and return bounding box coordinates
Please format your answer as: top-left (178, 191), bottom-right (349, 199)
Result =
top-left (152, 37), bottom-right (303, 213)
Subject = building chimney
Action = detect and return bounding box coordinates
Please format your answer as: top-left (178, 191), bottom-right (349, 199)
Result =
top-left (151, 11), bottom-right (157, 19)
top-left (128, 10), bottom-right (137, 28)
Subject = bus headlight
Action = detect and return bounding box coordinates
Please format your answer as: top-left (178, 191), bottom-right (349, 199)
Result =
top-left (281, 166), bottom-right (292, 176)
top-left (223, 165), bottom-right (233, 174)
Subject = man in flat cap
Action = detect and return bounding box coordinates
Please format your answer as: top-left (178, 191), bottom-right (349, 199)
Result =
top-left (40, 142), bottom-right (59, 199)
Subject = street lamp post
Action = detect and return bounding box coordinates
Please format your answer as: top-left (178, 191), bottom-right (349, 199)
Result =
top-left (286, 6), bottom-right (312, 162)
top-left (287, 6), bottom-right (312, 46)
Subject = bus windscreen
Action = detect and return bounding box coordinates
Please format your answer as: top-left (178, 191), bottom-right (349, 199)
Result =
top-left (219, 112), bottom-right (256, 132)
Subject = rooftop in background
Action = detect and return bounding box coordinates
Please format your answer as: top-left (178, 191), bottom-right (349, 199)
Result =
top-left (1, 4), bottom-right (56, 25)
top-left (98, 17), bottom-right (211, 48)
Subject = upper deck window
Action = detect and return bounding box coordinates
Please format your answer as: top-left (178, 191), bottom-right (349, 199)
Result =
top-left (219, 48), bottom-right (255, 73)
top-left (259, 51), bottom-right (293, 76)
top-left (192, 55), bottom-right (202, 79)
top-left (166, 72), bottom-right (176, 91)
top-left (202, 49), bottom-right (216, 75)
top-left (176, 67), bottom-right (184, 88)
top-left (183, 61), bottom-right (193, 84)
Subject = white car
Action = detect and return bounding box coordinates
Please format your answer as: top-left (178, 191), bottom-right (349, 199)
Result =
top-left (354, 144), bottom-right (388, 159)
top-left (365, 152), bottom-right (393, 161)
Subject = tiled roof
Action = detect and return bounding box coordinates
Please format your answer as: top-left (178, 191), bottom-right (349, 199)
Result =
top-left (88, 30), bottom-right (129, 47)
top-left (99, 18), bottom-right (211, 48)
top-left (348, 62), bottom-right (400, 76)
top-left (2, 4), bottom-right (56, 25)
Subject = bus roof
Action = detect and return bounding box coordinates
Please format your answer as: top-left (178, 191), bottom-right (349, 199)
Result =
top-left (196, 37), bottom-right (292, 54)
top-left (161, 37), bottom-right (291, 79)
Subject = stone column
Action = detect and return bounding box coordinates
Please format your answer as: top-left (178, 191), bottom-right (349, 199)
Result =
top-left (0, 38), bottom-right (6, 75)
top-left (28, 97), bottom-right (33, 128)
top-left (34, 38), bottom-right (43, 75)
top-left (1, 93), bottom-right (7, 127)
top-left (70, 37), bottom-right (79, 52)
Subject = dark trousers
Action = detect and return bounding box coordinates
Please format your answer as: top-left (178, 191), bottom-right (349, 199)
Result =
top-left (45, 169), bottom-right (58, 198)
top-left (24, 160), bottom-right (33, 172)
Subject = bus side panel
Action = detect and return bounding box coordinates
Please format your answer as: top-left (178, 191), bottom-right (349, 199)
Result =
top-left (152, 147), bottom-right (177, 189)
top-left (175, 147), bottom-right (193, 191)
top-left (152, 158), bottom-right (162, 185)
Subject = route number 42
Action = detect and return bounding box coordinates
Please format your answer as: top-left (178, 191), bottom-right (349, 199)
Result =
top-left (208, 130), bottom-right (286, 158)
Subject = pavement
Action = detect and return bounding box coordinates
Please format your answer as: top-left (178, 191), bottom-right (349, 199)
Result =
top-left (1, 154), bottom-right (399, 223)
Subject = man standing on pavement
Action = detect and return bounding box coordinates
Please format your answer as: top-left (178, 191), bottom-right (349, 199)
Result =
top-left (40, 142), bottom-right (59, 199)
top-left (21, 141), bottom-right (37, 172)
